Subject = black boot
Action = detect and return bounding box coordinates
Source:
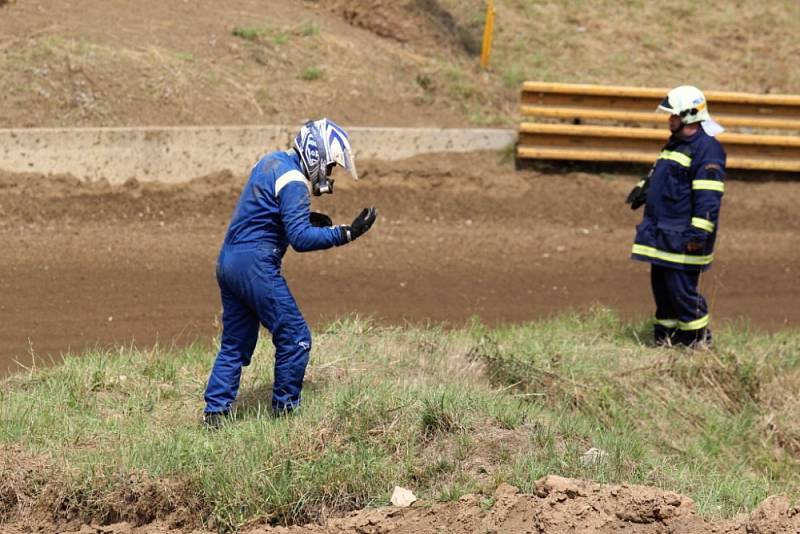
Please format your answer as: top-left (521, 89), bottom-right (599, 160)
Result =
top-left (672, 328), bottom-right (712, 349)
top-left (202, 411), bottom-right (231, 430)
top-left (654, 324), bottom-right (677, 346)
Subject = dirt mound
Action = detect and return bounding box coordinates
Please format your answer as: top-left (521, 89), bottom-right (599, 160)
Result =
top-left (0, 153), bottom-right (624, 227)
top-left (0, 446), bottom-right (204, 532)
top-left (294, 479), bottom-right (800, 533)
top-left (0, 169), bottom-right (242, 224)
top-left (323, 0), bottom-right (481, 55)
top-left (298, 479), bottom-right (700, 533)
top-left (6, 477), bottom-right (798, 533)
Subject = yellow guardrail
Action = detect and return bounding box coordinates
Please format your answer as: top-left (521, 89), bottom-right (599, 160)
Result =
top-left (517, 82), bottom-right (800, 172)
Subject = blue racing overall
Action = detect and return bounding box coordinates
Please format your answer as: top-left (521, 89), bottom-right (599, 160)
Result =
top-left (204, 149), bottom-right (347, 414)
top-left (631, 128), bottom-right (726, 345)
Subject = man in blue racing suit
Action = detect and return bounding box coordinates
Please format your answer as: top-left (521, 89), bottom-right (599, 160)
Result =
top-left (203, 119), bottom-right (377, 426)
top-left (627, 86), bottom-right (726, 347)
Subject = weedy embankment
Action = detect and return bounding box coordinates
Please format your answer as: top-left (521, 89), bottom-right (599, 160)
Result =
top-left (1, 310), bottom-right (799, 531)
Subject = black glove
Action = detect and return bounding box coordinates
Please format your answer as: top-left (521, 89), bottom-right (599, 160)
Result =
top-left (625, 178), bottom-right (649, 210)
top-left (685, 228), bottom-right (709, 253)
top-left (309, 211), bottom-right (333, 227)
top-left (340, 207), bottom-right (377, 242)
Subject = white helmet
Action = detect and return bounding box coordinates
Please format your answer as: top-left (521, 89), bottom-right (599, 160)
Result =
top-left (657, 85), bottom-right (724, 136)
top-left (294, 118), bottom-right (358, 195)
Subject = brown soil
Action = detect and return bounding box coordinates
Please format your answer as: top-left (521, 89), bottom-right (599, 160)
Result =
top-left (262, 479), bottom-right (800, 533)
top-left (2, 152), bottom-right (799, 374)
top-left (0, 0), bottom-right (513, 129)
top-left (5, 476), bottom-right (800, 533)
top-left (0, 445), bottom-right (203, 533)
top-left (4, 438), bottom-right (800, 532)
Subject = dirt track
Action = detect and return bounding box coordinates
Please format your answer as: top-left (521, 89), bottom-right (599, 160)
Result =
top-left (1, 152), bottom-right (798, 374)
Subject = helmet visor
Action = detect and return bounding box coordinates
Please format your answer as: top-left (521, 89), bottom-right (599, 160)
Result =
top-left (341, 147), bottom-right (359, 181)
top-left (657, 96), bottom-right (675, 114)
top-left (320, 118), bottom-right (359, 181)
top-left (330, 143), bottom-right (358, 180)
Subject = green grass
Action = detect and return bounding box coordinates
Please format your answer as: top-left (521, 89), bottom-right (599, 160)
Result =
top-left (272, 31), bottom-right (290, 46)
top-left (299, 66), bottom-right (323, 81)
top-left (231, 21), bottom-right (319, 46)
top-left (231, 26), bottom-right (264, 41)
top-left (1, 310), bottom-right (799, 531)
top-left (300, 21), bottom-right (321, 37)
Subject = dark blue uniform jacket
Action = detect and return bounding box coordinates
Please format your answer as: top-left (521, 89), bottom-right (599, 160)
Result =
top-left (632, 128), bottom-right (726, 272)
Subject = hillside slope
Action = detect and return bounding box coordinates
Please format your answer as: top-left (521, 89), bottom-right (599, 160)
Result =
top-left (1, 0), bottom-right (798, 128)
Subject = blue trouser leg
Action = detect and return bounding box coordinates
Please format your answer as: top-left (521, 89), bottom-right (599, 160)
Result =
top-left (651, 265), bottom-right (710, 346)
top-left (251, 274), bottom-right (311, 413)
top-left (204, 253), bottom-right (260, 414)
top-left (668, 268), bottom-right (710, 345)
top-left (204, 245), bottom-right (312, 414)
top-left (651, 265), bottom-right (678, 343)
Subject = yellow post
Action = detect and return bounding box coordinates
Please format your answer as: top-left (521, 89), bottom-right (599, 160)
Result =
top-left (480, 0), bottom-right (496, 70)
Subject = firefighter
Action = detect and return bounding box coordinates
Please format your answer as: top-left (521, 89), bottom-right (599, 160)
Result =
top-left (203, 119), bottom-right (377, 427)
top-left (626, 85), bottom-right (726, 347)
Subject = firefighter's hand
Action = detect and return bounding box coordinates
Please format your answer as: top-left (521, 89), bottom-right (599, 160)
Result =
top-left (625, 179), bottom-right (648, 210)
top-left (686, 241), bottom-right (705, 253)
top-left (309, 211), bottom-right (333, 227)
top-left (340, 207), bottom-right (377, 242)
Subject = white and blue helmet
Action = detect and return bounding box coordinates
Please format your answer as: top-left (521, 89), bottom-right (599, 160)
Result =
top-left (293, 118), bottom-right (358, 195)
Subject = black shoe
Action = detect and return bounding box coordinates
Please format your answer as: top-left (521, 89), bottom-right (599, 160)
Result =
top-left (672, 328), bottom-right (713, 349)
top-left (689, 328), bottom-right (713, 349)
top-left (203, 411), bottom-right (231, 429)
top-left (654, 325), bottom-right (677, 347)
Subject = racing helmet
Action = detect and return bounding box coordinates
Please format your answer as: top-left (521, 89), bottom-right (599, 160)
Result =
top-left (293, 118), bottom-right (358, 195)
top-left (657, 85), bottom-right (724, 136)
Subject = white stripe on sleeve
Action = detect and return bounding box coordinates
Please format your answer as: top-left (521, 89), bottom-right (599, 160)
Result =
top-left (274, 170), bottom-right (310, 196)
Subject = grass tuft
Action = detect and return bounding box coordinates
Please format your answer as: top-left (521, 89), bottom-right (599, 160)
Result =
top-left (231, 26), bottom-right (264, 41)
top-left (301, 21), bottom-right (321, 37)
top-left (299, 66), bottom-right (323, 81)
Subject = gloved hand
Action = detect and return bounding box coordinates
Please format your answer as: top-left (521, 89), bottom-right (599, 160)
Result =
top-left (309, 211), bottom-right (333, 227)
top-left (625, 178), bottom-right (649, 210)
top-left (685, 228), bottom-right (708, 253)
top-left (340, 207), bottom-right (378, 242)
top-left (686, 241), bottom-right (705, 253)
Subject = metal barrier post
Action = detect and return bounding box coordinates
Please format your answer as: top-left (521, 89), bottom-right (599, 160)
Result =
top-left (480, 0), bottom-right (496, 70)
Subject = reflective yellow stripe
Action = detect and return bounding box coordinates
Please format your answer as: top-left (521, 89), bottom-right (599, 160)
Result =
top-left (635, 179), bottom-right (646, 187)
top-left (632, 244), bottom-right (713, 266)
top-left (692, 180), bottom-right (725, 192)
top-left (691, 217), bottom-right (715, 232)
top-left (655, 318), bottom-right (678, 328)
top-left (659, 150), bottom-right (692, 167)
top-left (678, 314), bottom-right (710, 331)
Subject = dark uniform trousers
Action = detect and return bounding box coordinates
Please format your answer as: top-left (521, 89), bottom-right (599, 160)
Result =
top-left (651, 265), bottom-right (710, 346)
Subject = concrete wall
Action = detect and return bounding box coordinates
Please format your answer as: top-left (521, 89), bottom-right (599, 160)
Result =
top-left (0, 126), bottom-right (516, 184)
